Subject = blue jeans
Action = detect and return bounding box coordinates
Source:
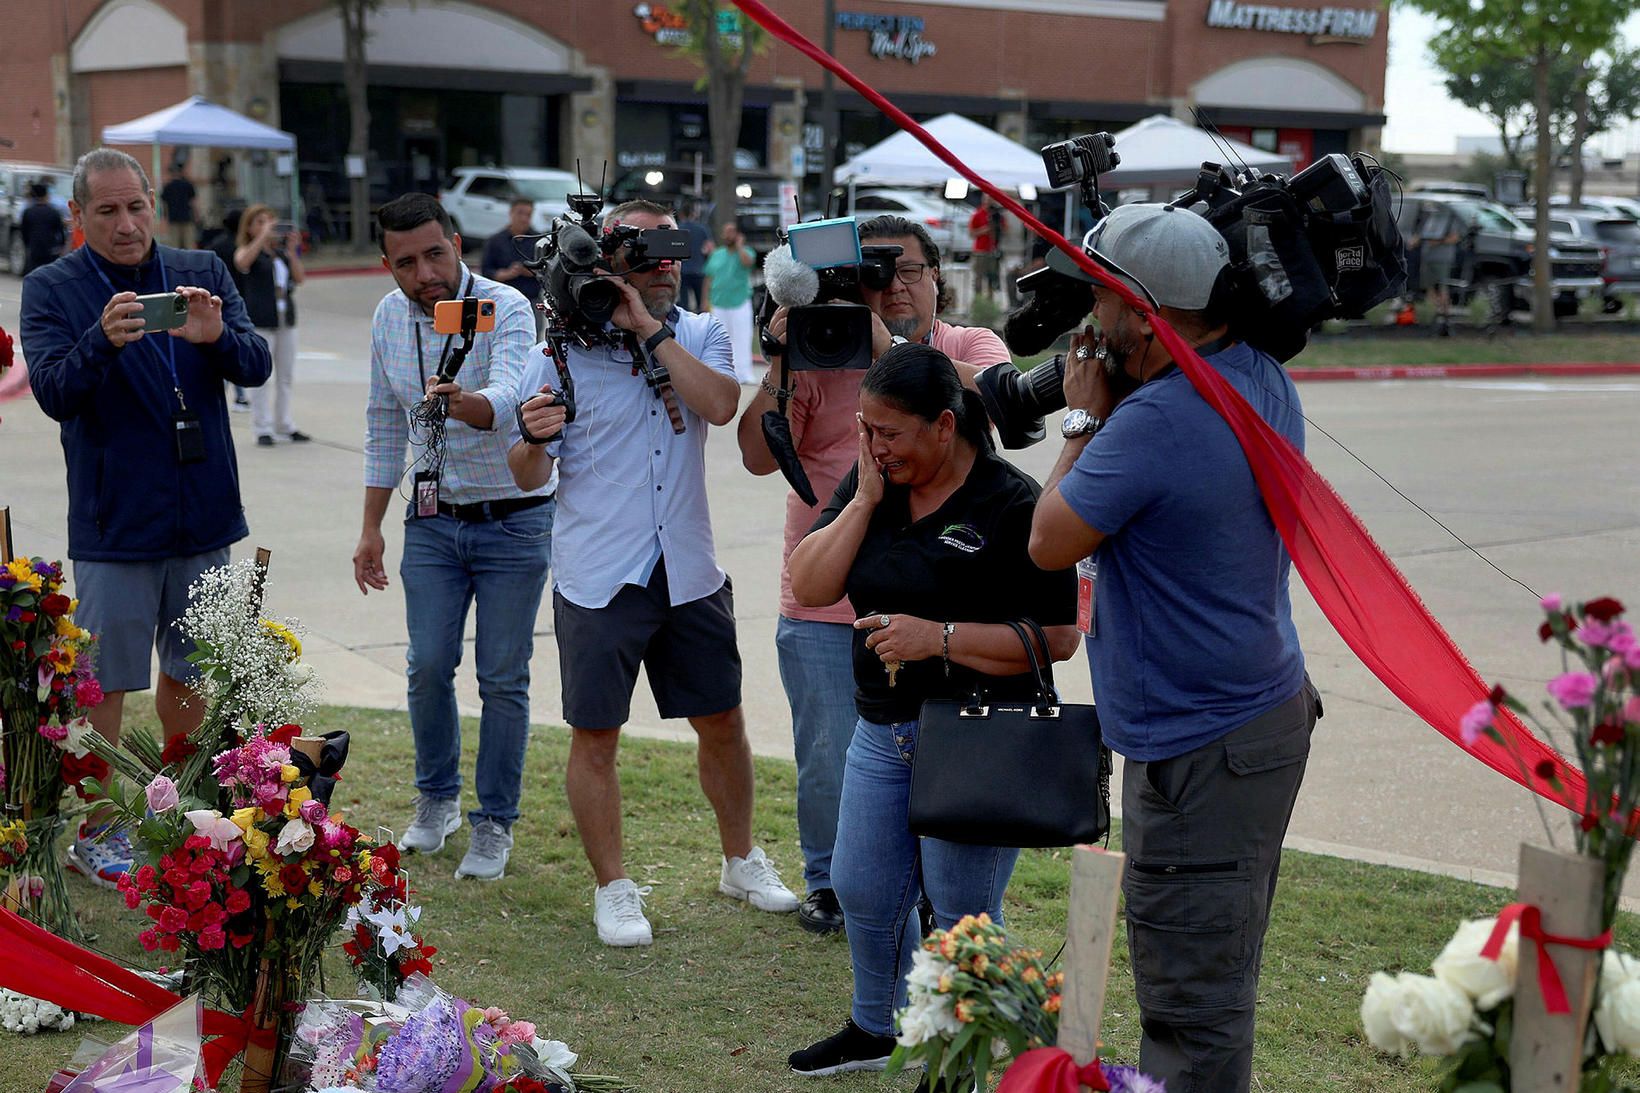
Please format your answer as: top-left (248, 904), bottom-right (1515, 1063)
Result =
top-left (400, 502), bottom-right (553, 827)
top-left (831, 716), bottom-right (1020, 1036)
top-left (775, 616), bottom-right (858, 891)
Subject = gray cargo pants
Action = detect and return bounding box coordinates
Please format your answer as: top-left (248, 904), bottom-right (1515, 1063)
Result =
top-left (1121, 679), bottom-right (1321, 1093)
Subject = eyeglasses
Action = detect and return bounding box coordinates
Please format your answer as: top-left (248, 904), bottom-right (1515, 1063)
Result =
top-left (891, 262), bottom-right (929, 286)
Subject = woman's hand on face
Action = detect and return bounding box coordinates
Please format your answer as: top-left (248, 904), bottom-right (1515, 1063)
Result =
top-left (853, 417), bottom-right (885, 509)
top-left (855, 613), bottom-right (942, 663)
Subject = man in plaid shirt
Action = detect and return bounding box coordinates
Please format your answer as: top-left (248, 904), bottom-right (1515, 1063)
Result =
top-left (352, 192), bottom-right (554, 883)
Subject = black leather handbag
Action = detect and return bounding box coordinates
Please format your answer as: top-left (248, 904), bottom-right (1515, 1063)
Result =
top-left (907, 619), bottom-right (1111, 848)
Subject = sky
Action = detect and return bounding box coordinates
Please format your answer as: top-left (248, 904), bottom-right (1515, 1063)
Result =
top-left (1381, 8), bottom-right (1640, 156)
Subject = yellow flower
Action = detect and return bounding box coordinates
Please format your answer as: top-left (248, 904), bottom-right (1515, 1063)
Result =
top-left (357, 851), bottom-right (373, 874)
top-left (260, 619), bottom-right (302, 661)
top-left (6, 560), bottom-right (42, 590)
top-left (242, 827), bottom-right (271, 859)
top-left (287, 897), bottom-right (302, 910)
top-left (231, 807), bottom-right (263, 832)
top-left (260, 869), bottom-right (286, 898)
top-left (284, 786), bottom-right (312, 819)
top-left (955, 999), bottom-right (976, 1023)
top-left (281, 765), bottom-right (300, 784)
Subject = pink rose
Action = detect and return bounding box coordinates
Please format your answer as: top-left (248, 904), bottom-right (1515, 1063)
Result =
top-left (145, 775), bottom-right (180, 814)
top-left (1541, 594), bottom-right (1565, 613)
top-left (1548, 671), bottom-right (1600, 710)
top-left (1459, 700), bottom-right (1493, 746)
top-left (298, 798), bottom-right (328, 824)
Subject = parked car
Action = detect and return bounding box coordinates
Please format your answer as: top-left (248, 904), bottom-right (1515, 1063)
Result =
top-left (1530, 208), bottom-right (1640, 312)
top-left (606, 164), bottom-right (785, 253)
top-left (1549, 194), bottom-right (1640, 222)
top-left (439, 166), bottom-right (581, 246)
top-left (1396, 192), bottom-right (1604, 319)
top-left (1, 161), bottom-right (73, 274)
top-left (847, 187), bottom-right (975, 262)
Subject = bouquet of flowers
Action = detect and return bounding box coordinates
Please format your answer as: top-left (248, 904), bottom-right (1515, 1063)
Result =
top-left (291, 975), bottom-right (629, 1093)
top-left (888, 914), bottom-right (1164, 1092)
top-left (0, 555), bottom-right (108, 935)
top-left (159, 560), bottom-right (320, 799)
top-left (340, 843), bottom-right (439, 1001)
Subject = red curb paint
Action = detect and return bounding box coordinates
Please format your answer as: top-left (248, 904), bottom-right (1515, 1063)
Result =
top-left (1292, 362), bottom-right (1640, 382)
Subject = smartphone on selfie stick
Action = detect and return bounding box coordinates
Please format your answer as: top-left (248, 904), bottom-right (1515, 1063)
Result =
top-left (430, 297), bottom-right (496, 383)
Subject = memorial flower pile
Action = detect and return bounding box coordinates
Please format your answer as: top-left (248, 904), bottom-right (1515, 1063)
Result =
top-left (341, 843), bottom-right (440, 999)
top-left (0, 555), bottom-right (107, 934)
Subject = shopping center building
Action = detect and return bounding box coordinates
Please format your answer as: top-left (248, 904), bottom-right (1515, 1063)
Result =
top-left (0, 0), bottom-right (1387, 219)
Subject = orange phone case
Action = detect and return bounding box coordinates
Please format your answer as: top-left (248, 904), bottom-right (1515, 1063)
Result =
top-left (432, 298), bottom-right (497, 335)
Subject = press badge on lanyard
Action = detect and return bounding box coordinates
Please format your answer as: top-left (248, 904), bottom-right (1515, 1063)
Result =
top-left (1076, 557), bottom-right (1097, 637)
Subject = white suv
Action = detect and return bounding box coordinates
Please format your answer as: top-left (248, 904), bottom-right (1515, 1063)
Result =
top-left (849, 188), bottom-right (975, 261)
top-left (439, 167), bottom-right (582, 247)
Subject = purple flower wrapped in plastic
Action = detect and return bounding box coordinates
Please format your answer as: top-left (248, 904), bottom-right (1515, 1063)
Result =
top-left (1104, 1064), bottom-right (1167, 1093)
top-left (375, 993), bottom-right (485, 1093)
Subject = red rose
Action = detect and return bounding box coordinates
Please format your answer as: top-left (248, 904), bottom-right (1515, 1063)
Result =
top-left (60, 752), bottom-right (109, 798)
top-left (160, 735), bottom-right (199, 766)
top-left (1592, 720), bottom-right (1626, 747)
top-left (40, 594), bottom-right (71, 618)
top-left (269, 724), bottom-right (303, 745)
top-left (1585, 597), bottom-right (1626, 623)
top-left (18, 610), bottom-right (35, 623)
top-left (280, 863), bottom-right (308, 893)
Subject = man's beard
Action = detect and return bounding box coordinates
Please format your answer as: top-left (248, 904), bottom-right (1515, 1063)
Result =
top-left (885, 317), bottom-right (919, 340)
top-left (643, 283), bottom-right (677, 321)
top-left (1099, 334), bottom-right (1145, 403)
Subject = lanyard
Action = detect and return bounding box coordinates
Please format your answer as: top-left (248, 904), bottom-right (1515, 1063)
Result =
top-left (92, 249), bottom-right (184, 409)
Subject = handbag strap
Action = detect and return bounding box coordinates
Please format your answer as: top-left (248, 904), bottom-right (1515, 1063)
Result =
top-left (1005, 619), bottom-right (1060, 711)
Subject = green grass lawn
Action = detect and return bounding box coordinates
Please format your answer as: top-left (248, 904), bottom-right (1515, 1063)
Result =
top-left (7, 705), bottom-right (1639, 1091)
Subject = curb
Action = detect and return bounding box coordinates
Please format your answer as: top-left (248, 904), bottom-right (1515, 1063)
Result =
top-left (1291, 362), bottom-right (1640, 382)
top-left (303, 265), bottom-right (388, 278)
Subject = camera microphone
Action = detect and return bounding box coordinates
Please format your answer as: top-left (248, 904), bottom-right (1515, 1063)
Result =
top-left (763, 243), bottom-right (820, 309)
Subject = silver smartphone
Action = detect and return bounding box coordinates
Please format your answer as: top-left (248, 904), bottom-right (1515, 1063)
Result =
top-left (134, 292), bottom-right (189, 332)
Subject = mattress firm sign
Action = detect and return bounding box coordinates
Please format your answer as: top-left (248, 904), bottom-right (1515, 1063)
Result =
top-left (1205, 1), bottom-right (1379, 39)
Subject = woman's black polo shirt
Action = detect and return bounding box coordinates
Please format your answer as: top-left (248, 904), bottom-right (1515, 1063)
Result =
top-left (811, 449), bottom-right (1077, 724)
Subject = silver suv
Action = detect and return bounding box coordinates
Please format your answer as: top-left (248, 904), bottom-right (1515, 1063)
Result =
top-left (439, 167), bottom-right (581, 247)
top-left (1, 162), bottom-right (73, 274)
top-left (1538, 208), bottom-right (1640, 312)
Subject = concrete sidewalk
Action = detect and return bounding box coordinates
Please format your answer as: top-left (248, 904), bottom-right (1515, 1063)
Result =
top-left (4, 268), bottom-right (1639, 903)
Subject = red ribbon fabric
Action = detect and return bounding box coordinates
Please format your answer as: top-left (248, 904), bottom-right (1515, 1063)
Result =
top-left (996, 1047), bottom-right (1110, 1092)
top-left (1482, 902), bottom-right (1613, 1014)
top-left (0, 907), bottom-right (255, 1086)
top-left (727, 0), bottom-right (1590, 814)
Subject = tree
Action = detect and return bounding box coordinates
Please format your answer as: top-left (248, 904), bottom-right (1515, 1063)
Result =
top-left (336, 0), bottom-right (380, 249)
top-left (1568, 46), bottom-right (1640, 205)
top-left (675, 1), bottom-right (766, 233)
top-left (1404, 0), bottom-right (1630, 331)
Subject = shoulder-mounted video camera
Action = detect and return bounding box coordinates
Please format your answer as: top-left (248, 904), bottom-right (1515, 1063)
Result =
top-left (984, 138), bottom-right (1407, 448)
top-left (525, 192), bottom-right (692, 345)
top-left (758, 217), bottom-right (902, 372)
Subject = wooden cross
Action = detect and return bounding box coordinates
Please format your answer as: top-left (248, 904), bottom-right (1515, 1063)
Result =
top-left (1056, 846), bottom-right (1128, 1088)
top-left (0, 506), bottom-right (12, 560)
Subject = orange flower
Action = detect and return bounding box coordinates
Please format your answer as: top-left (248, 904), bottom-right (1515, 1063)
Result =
top-left (1043, 994), bottom-right (1062, 1014)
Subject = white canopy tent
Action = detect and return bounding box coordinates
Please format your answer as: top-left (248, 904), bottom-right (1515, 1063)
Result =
top-left (833, 113), bottom-right (1050, 192)
top-left (1104, 114), bottom-right (1292, 189)
top-left (101, 96), bottom-right (299, 217)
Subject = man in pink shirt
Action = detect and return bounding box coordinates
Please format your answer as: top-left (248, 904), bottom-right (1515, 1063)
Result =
top-left (735, 215), bottom-right (1011, 934)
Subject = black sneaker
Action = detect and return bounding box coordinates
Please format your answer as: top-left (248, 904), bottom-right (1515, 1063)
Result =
top-left (789, 1018), bottom-right (895, 1077)
top-left (256, 434), bottom-right (275, 447)
top-left (287, 430), bottom-right (311, 443)
top-left (798, 888), bottom-right (844, 935)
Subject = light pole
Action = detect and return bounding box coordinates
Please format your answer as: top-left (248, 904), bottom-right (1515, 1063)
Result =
top-left (818, 0), bottom-right (836, 210)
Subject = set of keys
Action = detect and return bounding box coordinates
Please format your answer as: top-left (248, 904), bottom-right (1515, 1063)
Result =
top-left (873, 612), bottom-right (903, 687)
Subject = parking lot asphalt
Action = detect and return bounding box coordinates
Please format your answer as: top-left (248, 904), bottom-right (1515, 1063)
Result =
top-left (4, 268), bottom-right (1639, 900)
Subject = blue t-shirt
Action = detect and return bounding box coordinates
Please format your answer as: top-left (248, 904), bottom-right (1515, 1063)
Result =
top-left (1058, 342), bottom-right (1306, 761)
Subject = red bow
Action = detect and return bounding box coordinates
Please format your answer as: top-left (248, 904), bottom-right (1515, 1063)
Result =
top-left (1482, 902), bottom-right (1612, 1015)
top-left (0, 907), bottom-right (260, 1085)
top-left (996, 1048), bottom-right (1110, 1092)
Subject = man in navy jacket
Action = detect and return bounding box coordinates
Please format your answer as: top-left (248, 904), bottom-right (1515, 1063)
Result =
top-left (20, 148), bottom-right (270, 886)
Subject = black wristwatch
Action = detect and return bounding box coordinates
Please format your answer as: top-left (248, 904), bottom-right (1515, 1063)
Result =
top-left (643, 323), bottom-right (676, 356)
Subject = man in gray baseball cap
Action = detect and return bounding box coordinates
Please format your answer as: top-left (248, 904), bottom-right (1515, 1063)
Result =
top-left (1027, 203), bottom-right (1321, 1093)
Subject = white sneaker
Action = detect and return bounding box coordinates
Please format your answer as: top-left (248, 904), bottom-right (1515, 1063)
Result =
top-left (594, 879), bottom-right (654, 947)
top-left (720, 846), bottom-right (799, 913)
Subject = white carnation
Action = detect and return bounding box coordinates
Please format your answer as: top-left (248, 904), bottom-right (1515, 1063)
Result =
top-left (905, 948), bottom-right (956, 996)
top-left (1361, 972), bottom-right (1413, 1056)
top-left (1432, 916), bottom-right (1517, 1010)
top-left (1391, 972), bottom-right (1475, 1056)
top-left (896, 993), bottom-right (962, 1048)
top-left (1601, 950), bottom-right (1640, 996)
top-left (1596, 976), bottom-right (1640, 1055)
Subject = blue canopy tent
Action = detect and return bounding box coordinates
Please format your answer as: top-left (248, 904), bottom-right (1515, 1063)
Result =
top-left (101, 96), bottom-right (300, 220)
